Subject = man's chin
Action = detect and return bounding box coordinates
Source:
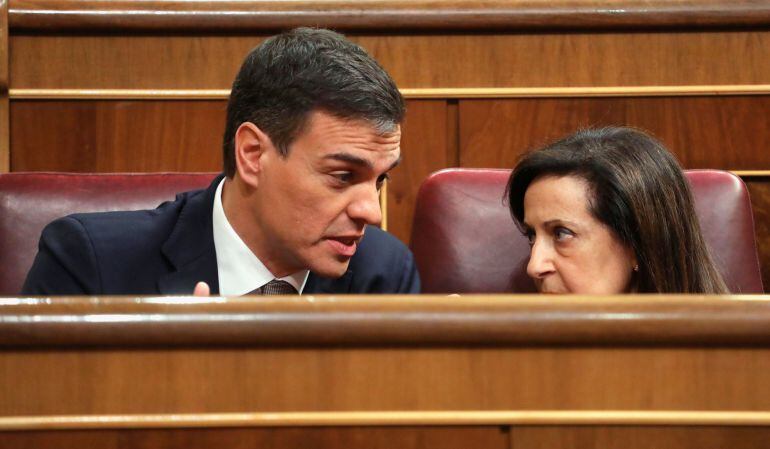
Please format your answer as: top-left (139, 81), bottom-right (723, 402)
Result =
top-left (308, 259), bottom-right (351, 279)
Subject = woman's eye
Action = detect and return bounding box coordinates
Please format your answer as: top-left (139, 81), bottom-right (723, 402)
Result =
top-left (524, 230), bottom-right (535, 246)
top-left (554, 227), bottom-right (575, 242)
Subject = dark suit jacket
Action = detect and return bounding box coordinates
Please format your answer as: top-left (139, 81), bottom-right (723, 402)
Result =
top-left (21, 176), bottom-right (421, 295)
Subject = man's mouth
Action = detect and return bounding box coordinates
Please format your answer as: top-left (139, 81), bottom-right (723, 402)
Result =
top-left (326, 235), bottom-right (363, 257)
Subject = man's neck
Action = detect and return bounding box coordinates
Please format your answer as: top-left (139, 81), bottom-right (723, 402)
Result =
top-left (221, 178), bottom-right (298, 278)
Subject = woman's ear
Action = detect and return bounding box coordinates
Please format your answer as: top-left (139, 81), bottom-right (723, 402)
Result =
top-left (234, 122), bottom-right (273, 188)
top-left (627, 248), bottom-right (640, 292)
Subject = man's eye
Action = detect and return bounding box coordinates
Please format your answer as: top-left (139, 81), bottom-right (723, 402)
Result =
top-left (554, 227), bottom-right (575, 242)
top-left (376, 173), bottom-right (391, 190)
top-left (330, 172), bottom-right (354, 185)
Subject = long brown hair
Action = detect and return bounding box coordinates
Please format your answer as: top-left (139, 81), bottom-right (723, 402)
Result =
top-left (506, 127), bottom-right (728, 293)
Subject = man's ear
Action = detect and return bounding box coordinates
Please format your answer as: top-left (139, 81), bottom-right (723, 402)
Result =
top-left (234, 122), bottom-right (273, 188)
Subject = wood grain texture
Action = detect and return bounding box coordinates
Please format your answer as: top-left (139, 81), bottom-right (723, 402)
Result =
top-left (6, 411), bottom-right (770, 430)
top-left (0, 427), bottom-right (509, 449)
top-left (9, 31), bottom-right (770, 89)
top-left (746, 178), bottom-right (770, 290)
top-left (389, 100), bottom-right (450, 243)
top-left (10, 100), bottom-right (224, 172)
top-left (458, 96), bottom-right (770, 170)
top-left (5, 295), bottom-right (770, 347)
top-left (10, 85), bottom-right (770, 100)
top-left (511, 426), bottom-right (770, 449)
top-left (8, 0), bottom-right (770, 31)
top-left (0, 0), bottom-right (8, 172)
top-left (3, 346), bottom-right (770, 415)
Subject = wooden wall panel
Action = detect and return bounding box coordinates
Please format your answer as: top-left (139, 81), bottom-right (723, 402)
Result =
top-left (0, 0), bottom-right (8, 172)
top-left (458, 96), bottom-right (770, 170)
top-left (10, 100), bottom-right (225, 172)
top-left (511, 426), bottom-right (770, 449)
top-left (746, 179), bottom-right (770, 289)
top-left (388, 100), bottom-right (452, 243)
top-left (4, 347), bottom-right (770, 415)
top-left (9, 31), bottom-right (770, 90)
top-left (0, 426), bottom-right (509, 449)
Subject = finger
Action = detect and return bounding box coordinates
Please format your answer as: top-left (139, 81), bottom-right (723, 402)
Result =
top-left (193, 281), bottom-right (210, 296)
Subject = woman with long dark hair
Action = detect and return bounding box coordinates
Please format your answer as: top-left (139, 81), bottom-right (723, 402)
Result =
top-left (506, 127), bottom-right (727, 294)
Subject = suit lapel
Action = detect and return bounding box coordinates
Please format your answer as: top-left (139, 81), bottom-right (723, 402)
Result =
top-left (158, 175), bottom-right (223, 295)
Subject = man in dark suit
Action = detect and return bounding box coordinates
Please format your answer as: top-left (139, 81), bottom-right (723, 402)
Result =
top-left (22, 28), bottom-right (420, 296)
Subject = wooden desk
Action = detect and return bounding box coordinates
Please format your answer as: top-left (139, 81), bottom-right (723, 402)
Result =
top-left (2, 294), bottom-right (770, 448)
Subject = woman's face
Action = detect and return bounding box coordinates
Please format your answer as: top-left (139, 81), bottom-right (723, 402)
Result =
top-left (522, 175), bottom-right (637, 294)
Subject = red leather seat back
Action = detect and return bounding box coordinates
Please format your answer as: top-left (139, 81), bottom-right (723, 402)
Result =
top-left (688, 170), bottom-right (764, 293)
top-left (0, 172), bottom-right (218, 295)
top-left (410, 168), bottom-right (763, 294)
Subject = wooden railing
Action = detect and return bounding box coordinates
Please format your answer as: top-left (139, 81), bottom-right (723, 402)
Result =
top-left (8, 0), bottom-right (770, 31)
top-left (2, 294), bottom-right (770, 448)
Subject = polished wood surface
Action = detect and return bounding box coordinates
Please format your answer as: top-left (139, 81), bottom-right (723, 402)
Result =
top-left (10, 32), bottom-right (770, 90)
top-left (513, 426), bottom-right (770, 449)
top-left (3, 295), bottom-right (770, 347)
top-left (1, 295), bottom-right (770, 416)
top-left (746, 178), bottom-right (770, 289)
top-left (0, 426), bottom-right (510, 449)
top-left (0, 0), bottom-right (8, 172)
top-left (10, 100), bottom-right (224, 172)
top-left (3, 426), bottom-right (770, 449)
top-left (14, 97), bottom-right (769, 172)
top-left (7, 345), bottom-right (770, 413)
top-left (10, 85), bottom-right (770, 100)
top-left (3, 295), bottom-right (770, 447)
top-left (9, 0), bottom-right (770, 31)
top-left (5, 410), bottom-right (770, 430)
top-left (4, 425), bottom-right (770, 449)
top-left (458, 97), bottom-right (770, 170)
top-left (388, 100), bottom-right (452, 243)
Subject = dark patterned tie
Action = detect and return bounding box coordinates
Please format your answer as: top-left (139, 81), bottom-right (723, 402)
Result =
top-left (255, 279), bottom-right (298, 295)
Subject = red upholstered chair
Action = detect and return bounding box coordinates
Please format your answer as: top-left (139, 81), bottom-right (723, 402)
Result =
top-left (410, 168), bottom-right (764, 294)
top-left (0, 172), bottom-right (218, 295)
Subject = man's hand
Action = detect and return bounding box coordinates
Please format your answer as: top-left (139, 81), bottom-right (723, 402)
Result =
top-left (193, 281), bottom-right (210, 296)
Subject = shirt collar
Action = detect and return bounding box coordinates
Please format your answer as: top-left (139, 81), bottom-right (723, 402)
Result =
top-left (212, 178), bottom-right (309, 296)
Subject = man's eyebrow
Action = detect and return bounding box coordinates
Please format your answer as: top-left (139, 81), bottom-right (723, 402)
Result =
top-left (324, 153), bottom-right (402, 172)
top-left (324, 153), bottom-right (372, 169)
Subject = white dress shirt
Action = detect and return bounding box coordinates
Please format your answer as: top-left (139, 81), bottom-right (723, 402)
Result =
top-left (212, 179), bottom-right (309, 296)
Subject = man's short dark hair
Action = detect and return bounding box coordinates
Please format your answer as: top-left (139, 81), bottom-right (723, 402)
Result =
top-left (222, 27), bottom-right (405, 177)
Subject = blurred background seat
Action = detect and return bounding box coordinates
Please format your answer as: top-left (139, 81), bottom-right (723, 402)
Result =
top-left (0, 172), bottom-right (217, 295)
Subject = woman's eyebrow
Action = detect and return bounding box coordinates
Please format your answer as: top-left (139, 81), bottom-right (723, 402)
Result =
top-left (544, 219), bottom-right (579, 228)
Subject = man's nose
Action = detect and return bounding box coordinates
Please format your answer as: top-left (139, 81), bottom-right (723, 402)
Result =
top-left (348, 184), bottom-right (383, 226)
top-left (526, 239), bottom-right (555, 279)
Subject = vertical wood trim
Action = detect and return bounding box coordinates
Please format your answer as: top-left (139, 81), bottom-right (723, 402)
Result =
top-left (446, 99), bottom-right (460, 167)
top-left (0, 0), bottom-right (8, 172)
top-left (506, 426), bottom-right (515, 449)
top-left (380, 181), bottom-right (388, 231)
